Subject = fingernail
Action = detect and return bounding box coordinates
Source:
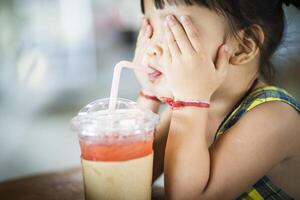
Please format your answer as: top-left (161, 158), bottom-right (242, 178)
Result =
top-left (180, 15), bottom-right (189, 22)
top-left (224, 45), bottom-right (229, 52)
top-left (166, 15), bottom-right (175, 26)
top-left (164, 19), bottom-right (168, 27)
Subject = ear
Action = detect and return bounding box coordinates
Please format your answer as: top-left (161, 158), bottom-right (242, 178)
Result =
top-left (230, 25), bottom-right (264, 65)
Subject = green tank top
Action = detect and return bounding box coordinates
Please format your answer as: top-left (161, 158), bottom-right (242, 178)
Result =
top-left (214, 86), bottom-right (300, 200)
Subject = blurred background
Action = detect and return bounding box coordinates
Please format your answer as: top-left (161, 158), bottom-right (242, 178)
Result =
top-left (0, 0), bottom-right (299, 182)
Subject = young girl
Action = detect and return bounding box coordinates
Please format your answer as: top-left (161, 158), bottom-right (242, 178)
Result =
top-left (133, 0), bottom-right (300, 199)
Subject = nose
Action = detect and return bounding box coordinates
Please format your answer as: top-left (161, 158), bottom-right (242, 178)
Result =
top-left (146, 43), bottom-right (163, 57)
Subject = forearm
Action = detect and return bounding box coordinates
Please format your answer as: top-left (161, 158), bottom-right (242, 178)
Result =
top-left (152, 107), bottom-right (172, 182)
top-left (136, 95), bottom-right (172, 182)
top-left (165, 107), bottom-right (210, 199)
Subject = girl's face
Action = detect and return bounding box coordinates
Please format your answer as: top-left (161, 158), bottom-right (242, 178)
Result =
top-left (143, 0), bottom-right (228, 98)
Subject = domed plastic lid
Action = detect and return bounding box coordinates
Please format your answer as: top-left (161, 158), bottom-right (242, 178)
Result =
top-left (71, 98), bottom-right (159, 137)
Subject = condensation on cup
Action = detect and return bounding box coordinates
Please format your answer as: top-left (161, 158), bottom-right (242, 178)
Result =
top-left (71, 98), bottom-right (159, 200)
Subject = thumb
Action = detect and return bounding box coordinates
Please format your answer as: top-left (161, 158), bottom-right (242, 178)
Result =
top-left (215, 44), bottom-right (230, 76)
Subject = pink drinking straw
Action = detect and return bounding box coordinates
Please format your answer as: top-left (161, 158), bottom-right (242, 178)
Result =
top-left (108, 61), bottom-right (148, 112)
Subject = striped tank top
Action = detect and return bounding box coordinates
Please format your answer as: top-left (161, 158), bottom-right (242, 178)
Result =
top-left (214, 86), bottom-right (300, 200)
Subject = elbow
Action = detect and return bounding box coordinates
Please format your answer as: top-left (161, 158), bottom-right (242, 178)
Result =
top-left (165, 184), bottom-right (226, 200)
top-left (164, 171), bottom-right (210, 200)
top-left (165, 183), bottom-right (207, 200)
top-left (166, 191), bottom-right (205, 200)
top-left (166, 190), bottom-right (232, 200)
top-left (166, 193), bottom-right (219, 200)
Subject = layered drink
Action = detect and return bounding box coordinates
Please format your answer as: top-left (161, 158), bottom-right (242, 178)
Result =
top-left (72, 98), bottom-right (159, 200)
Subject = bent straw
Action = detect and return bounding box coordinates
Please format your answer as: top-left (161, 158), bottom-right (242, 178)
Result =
top-left (108, 60), bottom-right (148, 112)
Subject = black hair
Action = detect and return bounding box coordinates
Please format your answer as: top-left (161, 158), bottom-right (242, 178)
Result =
top-left (140, 0), bottom-right (300, 83)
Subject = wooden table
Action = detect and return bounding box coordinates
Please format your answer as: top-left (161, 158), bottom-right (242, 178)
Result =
top-left (0, 167), bottom-right (165, 200)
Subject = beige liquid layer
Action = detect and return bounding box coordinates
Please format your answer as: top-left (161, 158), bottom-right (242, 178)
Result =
top-left (81, 153), bottom-right (153, 200)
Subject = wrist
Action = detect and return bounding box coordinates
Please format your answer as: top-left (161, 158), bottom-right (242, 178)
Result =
top-left (173, 93), bottom-right (211, 103)
top-left (172, 106), bottom-right (209, 129)
top-left (139, 91), bottom-right (161, 102)
top-left (164, 98), bottom-right (210, 110)
top-left (173, 105), bottom-right (209, 113)
top-left (137, 91), bottom-right (161, 113)
top-left (171, 106), bottom-right (209, 143)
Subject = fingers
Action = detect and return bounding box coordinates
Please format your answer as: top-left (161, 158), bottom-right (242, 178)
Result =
top-left (146, 24), bottom-right (153, 38)
top-left (163, 35), bottom-right (172, 63)
top-left (179, 15), bottom-right (203, 52)
top-left (164, 22), bottom-right (181, 58)
top-left (137, 17), bottom-right (147, 42)
top-left (165, 15), bottom-right (195, 54)
top-left (134, 17), bottom-right (153, 64)
top-left (216, 44), bottom-right (230, 76)
top-left (137, 17), bottom-right (153, 44)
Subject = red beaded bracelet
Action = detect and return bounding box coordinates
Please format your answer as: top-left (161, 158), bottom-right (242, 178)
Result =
top-left (161, 97), bottom-right (210, 109)
top-left (139, 91), bottom-right (161, 102)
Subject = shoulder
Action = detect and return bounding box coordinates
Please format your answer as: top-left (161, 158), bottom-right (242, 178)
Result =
top-left (234, 100), bottom-right (300, 158)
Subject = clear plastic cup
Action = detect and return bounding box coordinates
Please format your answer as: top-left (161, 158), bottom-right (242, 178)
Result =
top-left (71, 98), bottom-right (159, 200)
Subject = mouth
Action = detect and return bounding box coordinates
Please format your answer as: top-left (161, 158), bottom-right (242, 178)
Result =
top-left (147, 65), bottom-right (162, 82)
